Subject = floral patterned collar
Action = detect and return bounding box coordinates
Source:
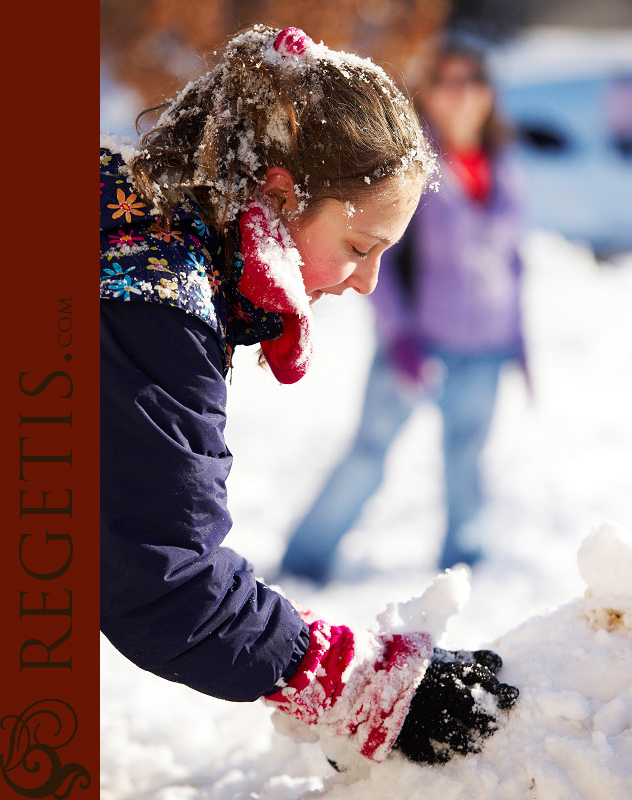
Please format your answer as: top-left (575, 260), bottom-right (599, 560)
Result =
top-left (99, 146), bottom-right (283, 373)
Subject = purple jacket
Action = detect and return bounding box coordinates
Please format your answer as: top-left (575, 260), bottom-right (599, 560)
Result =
top-left (372, 151), bottom-right (525, 356)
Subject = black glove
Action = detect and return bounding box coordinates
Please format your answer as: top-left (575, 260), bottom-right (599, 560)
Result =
top-left (393, 647), bottom-right (519, 765)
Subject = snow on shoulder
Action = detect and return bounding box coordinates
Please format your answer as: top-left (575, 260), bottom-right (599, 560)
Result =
top-left (100, 132), bottom-right (140, 167)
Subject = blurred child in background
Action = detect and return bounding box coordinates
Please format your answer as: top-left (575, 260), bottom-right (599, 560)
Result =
top-left (281, 37), bottom-right (528, 582)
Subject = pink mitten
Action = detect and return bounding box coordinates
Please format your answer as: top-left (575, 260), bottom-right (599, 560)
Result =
top-left (238, 198), bottom-right (314, 384)
top-left (265, 618), bottom-right (433, 767)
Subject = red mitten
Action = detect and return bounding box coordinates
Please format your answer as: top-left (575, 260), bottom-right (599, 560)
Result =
top-left (265, 619), bottom-right (433, 768)
top-left (238, 198), bottom-right (314, 384)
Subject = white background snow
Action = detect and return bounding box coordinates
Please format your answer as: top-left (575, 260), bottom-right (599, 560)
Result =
top-left (100, 28), bottom-right (632, 800)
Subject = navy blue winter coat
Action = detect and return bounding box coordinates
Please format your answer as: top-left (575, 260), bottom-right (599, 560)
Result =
top-left (100, 146), bottom-right (309, 702)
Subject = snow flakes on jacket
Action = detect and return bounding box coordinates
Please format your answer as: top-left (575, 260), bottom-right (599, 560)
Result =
top-left (99, 146), bottom-right (283, 373)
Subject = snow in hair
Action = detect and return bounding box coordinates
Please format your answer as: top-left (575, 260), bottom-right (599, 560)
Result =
top-left (132, 24), bottom-right (437, 228)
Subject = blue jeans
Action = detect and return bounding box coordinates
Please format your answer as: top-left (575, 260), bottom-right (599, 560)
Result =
top-left (280, 346), bottom-right (506, 582)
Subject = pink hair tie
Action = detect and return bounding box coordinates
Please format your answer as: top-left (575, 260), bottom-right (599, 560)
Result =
top-left (274, 27), bottom-right (314, 57)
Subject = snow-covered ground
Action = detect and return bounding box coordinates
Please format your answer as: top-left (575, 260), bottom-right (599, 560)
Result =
top-left (101, 231), bottom-right (632, 799)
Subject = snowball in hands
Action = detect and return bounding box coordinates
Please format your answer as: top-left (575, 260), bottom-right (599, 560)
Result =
top-left (266, 567), bottom-right (518, 772)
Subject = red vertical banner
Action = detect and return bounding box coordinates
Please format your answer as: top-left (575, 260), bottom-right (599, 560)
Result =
top-left (0, 2), bottom-right (99, 798)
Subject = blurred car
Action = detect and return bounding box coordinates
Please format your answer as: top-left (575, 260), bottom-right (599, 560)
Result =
top-left (492, 36), bottom-right (632, 258)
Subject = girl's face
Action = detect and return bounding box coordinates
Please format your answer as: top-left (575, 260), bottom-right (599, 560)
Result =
top-left (424, 55), bottom-right (493, 148)
top-left (285, 179), bottom-right (422, 303)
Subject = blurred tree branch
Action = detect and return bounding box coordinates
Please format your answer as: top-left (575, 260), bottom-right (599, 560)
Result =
top-left (100, 0), bottom-right (452, 114)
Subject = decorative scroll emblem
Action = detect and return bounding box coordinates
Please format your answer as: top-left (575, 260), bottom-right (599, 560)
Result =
top-left (0, 699), bottom-right (91, 797)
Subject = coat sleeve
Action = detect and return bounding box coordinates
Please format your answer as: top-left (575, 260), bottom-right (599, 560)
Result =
top-left (100, 300), bottom-right (309, 702)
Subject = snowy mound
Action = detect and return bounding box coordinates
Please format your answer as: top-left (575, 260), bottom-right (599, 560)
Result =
top-left (311, 522), bottom-right (632, 800)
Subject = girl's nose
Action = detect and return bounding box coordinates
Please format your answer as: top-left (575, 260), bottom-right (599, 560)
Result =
top-left (350, 257), bottom-right (380, 295)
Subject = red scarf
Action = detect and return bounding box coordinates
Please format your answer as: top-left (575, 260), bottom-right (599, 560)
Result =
top-left (448, 149), bottom-right (492, 202)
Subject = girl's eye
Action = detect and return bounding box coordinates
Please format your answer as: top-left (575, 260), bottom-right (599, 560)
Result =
top-left (352, 246), bottom-right (369, 260)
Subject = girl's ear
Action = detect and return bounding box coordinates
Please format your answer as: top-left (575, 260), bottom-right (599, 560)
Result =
top-left (261, 167), bottom-right (299, 213)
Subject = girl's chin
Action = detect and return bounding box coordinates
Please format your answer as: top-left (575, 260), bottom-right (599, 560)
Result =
top-left (309, 290), bottom-right (324, 304)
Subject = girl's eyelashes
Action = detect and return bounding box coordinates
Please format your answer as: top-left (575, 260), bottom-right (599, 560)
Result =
top-left (351, 246), bottom-right (369, 259)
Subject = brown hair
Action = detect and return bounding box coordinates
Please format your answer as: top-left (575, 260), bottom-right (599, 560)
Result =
top-left (129, 24), bottom-right (435, 235)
